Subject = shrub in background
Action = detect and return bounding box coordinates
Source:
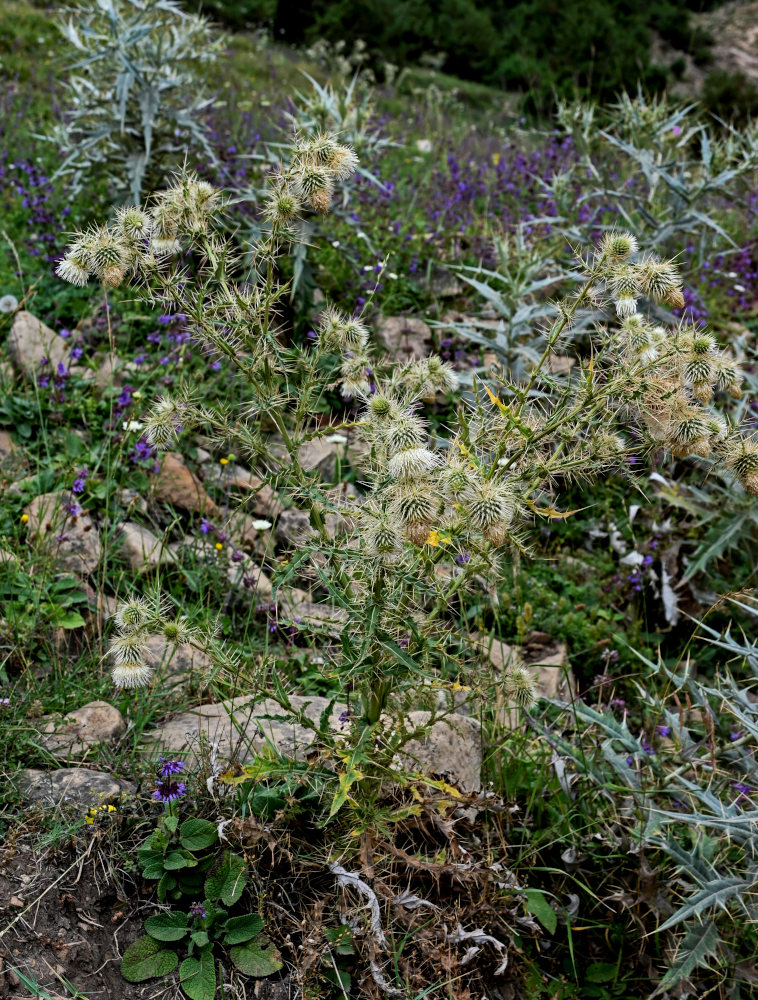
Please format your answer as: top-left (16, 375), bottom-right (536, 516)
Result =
top-left (49, 0), bottom-right (222, 205)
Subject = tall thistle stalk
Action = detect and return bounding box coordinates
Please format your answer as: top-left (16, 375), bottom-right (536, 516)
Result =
top-left (56, 134), bottom-right (756, 777)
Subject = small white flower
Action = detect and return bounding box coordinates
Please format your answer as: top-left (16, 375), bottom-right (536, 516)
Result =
top-left (252, 519), bottom-right (272, 530)
top-left (363, 265), bottom-right (373, 272)
top-left (388, 272), bottom-right (398, 280)
top-left (416, 139), bottom-right (433, 153)
top-left (326, 433), bottom-right (348, 444)
top-left (331, 240), bottom-right (340, 248)
top-left (0, 294), bottom-right (18, 313)
top-left (122, 420), bottom-right (144, 432)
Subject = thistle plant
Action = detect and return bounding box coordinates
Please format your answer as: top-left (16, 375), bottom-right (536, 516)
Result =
top-left (56, 129), bottom-right (756, 801)
top-left (50, 0), bottom-right (221, 204)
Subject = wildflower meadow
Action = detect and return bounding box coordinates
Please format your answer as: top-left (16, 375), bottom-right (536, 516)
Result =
top-left (0, 1), bottom-right (757, 998)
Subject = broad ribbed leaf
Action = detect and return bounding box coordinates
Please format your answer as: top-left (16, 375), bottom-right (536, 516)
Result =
top-left (122, 936), bottom-right (178, 982)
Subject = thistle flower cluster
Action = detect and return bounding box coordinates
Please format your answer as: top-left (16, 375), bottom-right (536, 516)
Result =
top-left (595, 232), bottom-right (685, 317)
top-left (615, 311), bottom-right (756, 494)
top-left (355, 360), bottom-right (520, 558)
top-left (109, 597), bottom-right (196, 688)
top-left (56, 174), bottom-right (221, 288)
top-left (264, 132), bottom-right (359, 223)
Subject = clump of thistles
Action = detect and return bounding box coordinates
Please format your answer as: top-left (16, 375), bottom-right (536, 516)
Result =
top-left (56, 174), bottom-right (221, 288)
top-left (108, 598), bottom-right (200, 689)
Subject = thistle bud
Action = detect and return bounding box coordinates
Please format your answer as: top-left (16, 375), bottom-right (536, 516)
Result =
top-left (116, 206), bottom-right (152, 241)
top-left (639, 258), bottom-right (682, 303)
top-left (726, 441), bottom-right (758, 497)
top-left (264, 186), bottom-right (302, 225)
top-left (386, 415), bottom-right (426, 454)
top-left (505, 665), bottom-right (537, 709)
top-left (599, 232), bottom-right (638, 261)
top-left (327, 144), bottom-right (359, 180)
top-left (295, 165), bottom-right (334, 214)
top-left (465, 481), bottom-right (515, 530)
top-left (391, 485), bottom-right (437, 525)
top-left (114, 597), bottom-right (151, 632)
top-left (110, 631), bottom-right (150, 665)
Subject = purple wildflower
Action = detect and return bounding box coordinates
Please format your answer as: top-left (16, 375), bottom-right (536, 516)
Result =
top-left (72, 468), bottom-right (88, 493)
top-left (158, 757), bottom-right (185, 778)
top-left (152, 778), bottom-right (187, 803)
top-left (190, 902), bottom-right (207, 919)
top-left (200, 517), bottom-right (213, 535)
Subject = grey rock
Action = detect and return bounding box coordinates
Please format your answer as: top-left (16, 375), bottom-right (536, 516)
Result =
top-left (117, 521), bottom-right (174, 573)
top-left (25, 490), bottom-right (101, 576)
top-left (37, 701), bottom-right (126, 758)
top-left (7, 311), bottom-right (68, 376)
top-left (375, 315), bottom-right (431, 361)
top-left (298, 437), bottom-right (339, 481)
top-left (19, 768), bottom-right (132, 808)
top-left (143, 635), bottom-right (214, 685)
top-left (143, 695), bottom-right (345, 762)
top-left (398, 712), bottom-right (482, 792)
top-left (424, 264), bottom-right (464, 298)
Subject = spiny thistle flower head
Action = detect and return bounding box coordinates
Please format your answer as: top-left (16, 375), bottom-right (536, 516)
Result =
top-left (116, 206), bottom-right (152, 241)
top-left (505, 665), bottom-right (537, 709)
top-left (362, 507), bottom-right (403, 557)
top-left (599, 231), bottom-right (639, 262)
top-left (113, 597), bottom-right (152, 632)
top-left (295, 163), bottom-right (334, 214)
top-left (365, 392), bottom-right (400, 422)
top-left (386, 414), bottom-right (426, 454)
top-left (439, 460), bottom-right (479, 503)
top-left (340, 354), bottom-right (373, 398)
top-left (390, 483), bottom-right (437, 525)
top-left (163, 619), bottom-right (195, 645)
top-left (387, 447), bottom-right (441, 481)
top-left (56, 251), bottom-right (91, 287)
top-left (327, 143), bottom-right (360, 180)
top-left (465, 480), bottom-right (515, 530)
top-left (112, 660), bottom-right (153, 689)
top-left (145, 394), bottom-right (183, 448)
top-left (110, 631), bottom-right (150, 665)
top-left (263, 184), bottom-right (302, 226)
top-left (638, 256), bottom-right (683, 305)
top-left (725, 437), bottom-right (758, 497)
top-left (318, 306), bottom-right (369, 352)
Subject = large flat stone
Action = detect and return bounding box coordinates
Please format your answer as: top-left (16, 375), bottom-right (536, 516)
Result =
top-left (398, 712), bottom-right (482, 792)
top-left (18, 768), bottom-right (132, 808)
top-left (143, 695), bottom-right (345, 762)
top-left (37, 701), bottom-right (126, 758)
top-left (117, 521), bottom-right (175, 573)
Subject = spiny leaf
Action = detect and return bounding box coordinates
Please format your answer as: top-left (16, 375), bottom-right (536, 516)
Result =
top-left (658, 877), bottom-right (748, 932)
top-left (654, 920), bottom-right (721, 991)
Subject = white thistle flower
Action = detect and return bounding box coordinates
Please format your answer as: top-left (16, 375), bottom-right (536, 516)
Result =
top-left (56, 255), bottom-right (91, 287)
top-left (387, 447), bottom-right (441, 480)
top-left (112, 661), bottom-right (153, 689)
